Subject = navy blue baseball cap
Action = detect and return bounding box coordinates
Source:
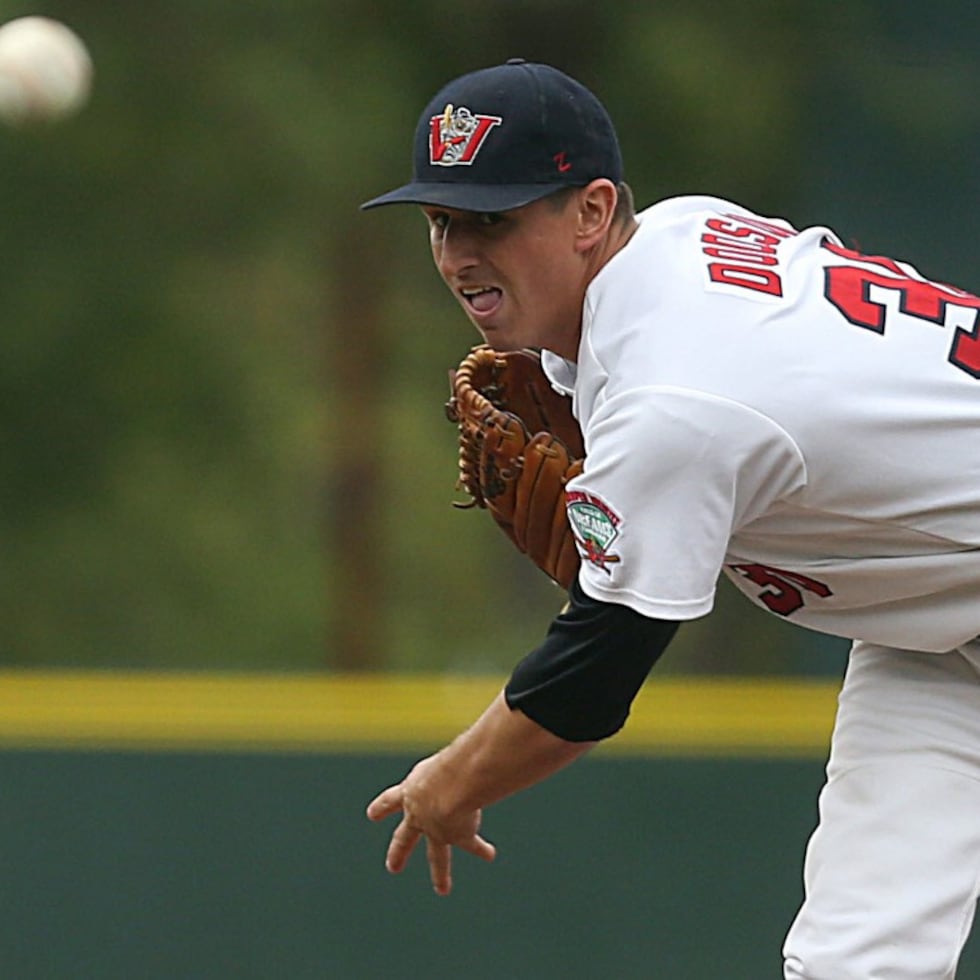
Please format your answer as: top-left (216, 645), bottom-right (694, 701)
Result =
top-left (361, 59), bottom-right (623, 212)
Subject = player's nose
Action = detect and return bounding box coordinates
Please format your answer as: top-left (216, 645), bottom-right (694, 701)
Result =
top-left (434, 222), bottom-right (480, 280)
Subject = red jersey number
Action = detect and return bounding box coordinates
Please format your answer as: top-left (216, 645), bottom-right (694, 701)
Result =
top-left (823, 241), bottom-right (980, 378)
top-left (728, 563), bottom-right (832, 617)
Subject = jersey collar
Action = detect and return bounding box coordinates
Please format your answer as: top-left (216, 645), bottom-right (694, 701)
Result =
top-left (541, 349), bottom-right (577, 394)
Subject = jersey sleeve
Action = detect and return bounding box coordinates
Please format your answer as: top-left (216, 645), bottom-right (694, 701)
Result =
top-left (505, 575), bottom-right (679, 741)
top-left (566, 387), bottom-right (806, 620)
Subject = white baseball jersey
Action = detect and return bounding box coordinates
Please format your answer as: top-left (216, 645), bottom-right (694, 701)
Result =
top-left (544, 195), bottom-right (980, 653)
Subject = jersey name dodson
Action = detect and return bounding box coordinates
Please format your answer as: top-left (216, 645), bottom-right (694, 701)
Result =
top-left (701, 214), bottom-right (797, 297)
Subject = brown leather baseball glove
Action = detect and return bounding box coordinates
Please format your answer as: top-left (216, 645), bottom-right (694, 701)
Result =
top-left (445, 344), bottom-right (584, 589)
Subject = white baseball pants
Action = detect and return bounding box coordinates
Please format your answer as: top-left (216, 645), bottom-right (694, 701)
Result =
top-left (783, 639), bottom-right (980, 979)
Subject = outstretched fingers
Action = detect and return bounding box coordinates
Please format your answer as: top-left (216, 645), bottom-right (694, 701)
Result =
top-left (366, 784), bottom-right (418, 874)
top-left (365, 784), bottom-right (403, 823)
top-left (366, 773), bottom-right (497, 892)
top-left (427, 838), bottom-right (453, 895)
top-left (386, 817), bottom-right (423, 873)
top-left (427, 833), bottom-right (497, 897)
top-left (458, 833), bottom-right (497, 864)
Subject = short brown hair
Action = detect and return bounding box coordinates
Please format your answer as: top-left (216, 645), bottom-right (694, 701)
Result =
top-left (612, 181), bottom-right (635, 225)
top-left (546, 181), bottom-right (635, 227)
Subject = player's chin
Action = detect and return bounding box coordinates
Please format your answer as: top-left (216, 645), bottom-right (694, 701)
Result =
top-left (459, 303), bottom-right (513, 350)
top-left (473, 326), bottom-right (523, 352)
top-left (468, 315), bottom-right (528, 353)
top-left (466, 317), bottom-right (501, 347)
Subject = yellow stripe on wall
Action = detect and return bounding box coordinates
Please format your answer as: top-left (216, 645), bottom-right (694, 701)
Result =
top-left (0, 671), bottom-right (839, 757)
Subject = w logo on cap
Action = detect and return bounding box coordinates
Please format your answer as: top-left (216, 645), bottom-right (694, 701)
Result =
top-left (429, 104), bottom-right (502, 167)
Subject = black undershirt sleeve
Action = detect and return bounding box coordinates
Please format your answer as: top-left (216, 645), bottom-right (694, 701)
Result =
top-left (504, 576), bottom-right (680, 742)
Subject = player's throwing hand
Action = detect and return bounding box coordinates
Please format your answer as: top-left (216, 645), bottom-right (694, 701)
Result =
top-left (366, 755), bottom-right (497, 896)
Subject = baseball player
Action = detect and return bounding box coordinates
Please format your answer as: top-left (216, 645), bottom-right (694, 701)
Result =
top-left (361, 59), bottom-right (980, 979)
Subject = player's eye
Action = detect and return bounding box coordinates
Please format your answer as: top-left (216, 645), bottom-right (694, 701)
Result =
top-left (428, 212), bottom-right (449, 231)
top-left (477, 212), bottom-right (504, 226)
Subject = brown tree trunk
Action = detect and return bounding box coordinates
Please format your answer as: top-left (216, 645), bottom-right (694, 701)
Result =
top-left (323, 223), bottom-right (388, 670)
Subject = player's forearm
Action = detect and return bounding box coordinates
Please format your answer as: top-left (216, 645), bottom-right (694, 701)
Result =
top-left (425, 691), bottom-right (593, 815)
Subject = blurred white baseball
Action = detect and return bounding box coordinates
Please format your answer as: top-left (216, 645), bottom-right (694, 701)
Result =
top-left (0, 16), bottom-right (92, 126)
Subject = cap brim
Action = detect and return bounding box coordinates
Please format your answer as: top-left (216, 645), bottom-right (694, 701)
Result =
top-left (360, 181), bottom-right (567, 212)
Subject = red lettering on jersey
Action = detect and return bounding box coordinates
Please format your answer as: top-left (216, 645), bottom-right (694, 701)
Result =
top-left (702, 232), bottom-right (782, 251)
top-left (704, 220), bottom-right (785, 247)
top-left (722, 213), bottom-right (798, 240)
top-left (704, 248), bottom-right (778, 266)
top-left (728, 563), bottom-right (832, 616)
top-left (702, 215), bottom-right (786, 297)
top-left (822, 241), bottom-right (980, 378)
top-left (823, 240), bottom-right (908, 279)
top-left (708, 263), bottom-right (783, 296)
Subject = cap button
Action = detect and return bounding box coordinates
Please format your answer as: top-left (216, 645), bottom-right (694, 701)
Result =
top-left (505, 57), bottom-right (527, 65)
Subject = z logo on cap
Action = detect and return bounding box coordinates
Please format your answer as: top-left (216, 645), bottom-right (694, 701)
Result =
top-left (430, 104), bottom-right (502, 166)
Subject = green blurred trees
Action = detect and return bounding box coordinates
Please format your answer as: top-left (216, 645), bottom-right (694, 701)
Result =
top-left (0, 0), bottom-right (975, 673)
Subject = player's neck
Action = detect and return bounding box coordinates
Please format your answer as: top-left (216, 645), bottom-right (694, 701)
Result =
top-left (554, 217), bottom-right (637, 363)
top-left (585, 215), bottom-right (638, 283)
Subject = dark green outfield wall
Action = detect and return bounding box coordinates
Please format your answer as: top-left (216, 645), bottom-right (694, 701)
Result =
top-left (3, 750), bottom-right (977, 979)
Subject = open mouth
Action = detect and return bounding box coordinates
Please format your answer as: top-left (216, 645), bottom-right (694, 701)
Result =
top-left (460, 286), bottom-right (503, 314)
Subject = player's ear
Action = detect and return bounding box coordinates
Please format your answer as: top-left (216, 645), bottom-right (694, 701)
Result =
top-left (574, 179), bottom-right (618, 252)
